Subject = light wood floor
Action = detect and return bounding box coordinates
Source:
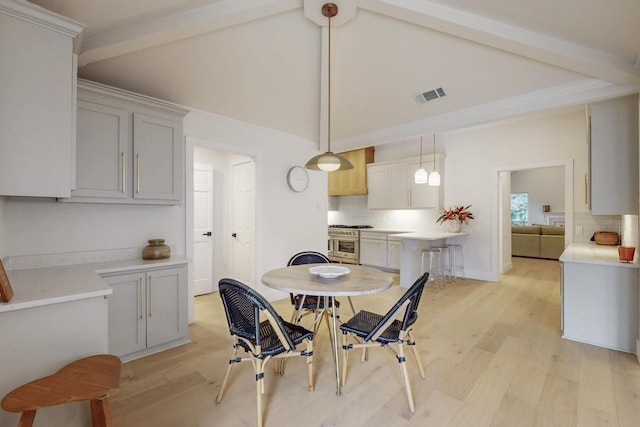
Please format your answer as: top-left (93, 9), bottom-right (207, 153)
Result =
top-left (110, 257), bottom-right (640, 426)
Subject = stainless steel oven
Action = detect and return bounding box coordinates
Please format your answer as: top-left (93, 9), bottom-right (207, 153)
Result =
top-left (328, 225), bottom-right (372, 264)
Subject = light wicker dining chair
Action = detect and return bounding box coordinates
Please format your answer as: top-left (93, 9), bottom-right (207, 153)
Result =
top-left (216, 278), bottom-right (314, 427)
top-left (339, 272), bottom-right (429, 413)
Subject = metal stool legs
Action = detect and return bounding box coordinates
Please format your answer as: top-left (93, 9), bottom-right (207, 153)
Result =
top-left (421, 248), bottom-right (444, 289)
top-left (448, 244), bottom-right (465, 280)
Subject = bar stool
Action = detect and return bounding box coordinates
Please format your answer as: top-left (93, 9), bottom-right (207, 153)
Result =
top-left (421, 248), bottom-right (444, 290)
top-left (448, 244), bottom-right (465, 280)
top-left (431, 245), bottom-right (452, 284)
top-left (1, 354), bottom-right (122, 427)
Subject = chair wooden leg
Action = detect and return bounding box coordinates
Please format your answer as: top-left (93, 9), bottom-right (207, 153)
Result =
top-left (255, 359), bottom-right (265, 427)
top-left (17, 410), bottom-right (37, 427)
top-left (397, 343), bottom-right (415, 413)
top-left (306, 339), bottom-right (315, 391)
top-left (407, 331), bottom-right (426, 379)
top-left (216, 346), bottom-right (239, 403)
top-left (89, 397), bottom-right (112, 427)
top-left (341, 333), bottom-right (349, 386)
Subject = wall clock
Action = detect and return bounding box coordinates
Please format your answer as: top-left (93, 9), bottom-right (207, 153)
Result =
top-left (287, 166), bottom-right (309, 193)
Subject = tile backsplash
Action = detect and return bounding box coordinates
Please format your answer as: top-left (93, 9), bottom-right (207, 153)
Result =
top-left (572, 212), bottom-right (639, 246)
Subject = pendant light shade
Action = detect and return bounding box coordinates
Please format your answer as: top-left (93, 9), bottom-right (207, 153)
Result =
top-left (428, 134), bottom-right (441, 186)
top-left (414, 135), bottom-right (428, 184)
top-left (305, 3), bottom-right (353, 173)
top-left (305, 152), bottom-right (352, 172)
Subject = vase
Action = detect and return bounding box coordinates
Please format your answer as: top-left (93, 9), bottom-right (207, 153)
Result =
top-left (143, 239), bottom-right (171, 260)
top-left (446, 221), bottom-right (462, 233)
top-left (618, 246), bottom-right (635, 263)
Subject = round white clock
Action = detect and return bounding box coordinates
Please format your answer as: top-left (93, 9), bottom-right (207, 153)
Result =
top-left (287, 166), bottom-right (309, 192)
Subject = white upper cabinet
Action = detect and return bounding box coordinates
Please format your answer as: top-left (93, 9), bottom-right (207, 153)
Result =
top-left (367, 155), bottom-right (444, 210)
top-left (589, 94), bottom-right (639, 215)
top-left (67, 79), bottom-right (189, 204)
top-left (0, 0), bottom-right (83, 197)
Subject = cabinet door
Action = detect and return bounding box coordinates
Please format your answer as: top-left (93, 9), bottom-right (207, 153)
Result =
top-left (104, 272), bottom-right (146, 357)
top-left (367, 166), bottom-right (388, 209)
top-left (589, 94), bottom-right (639, 215)
top-left (387, 238), bottom-right (403, 270)
top-left (388, 165), bottom-right (411, 208)
top-left (360, 238), bottom-right (387, 267)
top-left (146, 266), bottom-right (187, 348)
top-left (410, 161), bottom-right (440, 208)
top-left (133, 113), bottom-right (183, 202)
top-left (0, 8), bottom-right (80, 197)
top-left (74, 101), bottom-right (129, 199)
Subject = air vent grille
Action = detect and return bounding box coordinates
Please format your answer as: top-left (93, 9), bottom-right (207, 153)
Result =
top-left (416, 87), bottom-right (446, 104)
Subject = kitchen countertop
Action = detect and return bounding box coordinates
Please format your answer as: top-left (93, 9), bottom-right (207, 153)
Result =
top-left (364, 229), bottom-right (414, 234)
top-left (559, 242), bottom-right (638, 268)
top-left (389, 231), bottom-right (469, 240)
top-left (0, 257), bottom-right (188, 313)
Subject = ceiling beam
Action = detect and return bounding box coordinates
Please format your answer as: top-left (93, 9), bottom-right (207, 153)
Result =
top-left (361, 0), bottom-right (640, 86)
top-left (77, 0), bottom-right (302, 67)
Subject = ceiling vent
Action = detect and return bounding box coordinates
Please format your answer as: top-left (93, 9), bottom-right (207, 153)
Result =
top-left (415, 87), bottom-right (446, 104)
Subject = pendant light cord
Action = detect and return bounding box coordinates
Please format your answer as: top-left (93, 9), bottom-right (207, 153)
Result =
top-left (419, 136), bottom-right (423, 168)
top-left (432, 134), bottom-right (436, 171)
top-left (327, 11), bottom-right (332, 153)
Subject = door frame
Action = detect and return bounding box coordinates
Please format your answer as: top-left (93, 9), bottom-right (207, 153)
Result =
top-left (185, 136), bottom-right (260, 324)
top-left (493, 158), bottom-right (574, 277)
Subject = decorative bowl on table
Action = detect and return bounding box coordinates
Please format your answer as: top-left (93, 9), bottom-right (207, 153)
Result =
top-left (309, 265), bottom-right (350, 279)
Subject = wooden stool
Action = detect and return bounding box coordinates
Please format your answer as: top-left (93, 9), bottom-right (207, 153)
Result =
top-left (1, 354), bottom-right (122, 427)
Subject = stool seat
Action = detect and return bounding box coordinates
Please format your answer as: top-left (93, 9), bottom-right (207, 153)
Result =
top-left (2, 354), bottom-right (121, 427)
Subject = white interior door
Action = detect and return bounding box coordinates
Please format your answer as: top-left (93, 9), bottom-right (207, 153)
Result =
top-left (193, 163), bottom-right (214, 295)
top-left (231, 160), bottom-right (255, 285)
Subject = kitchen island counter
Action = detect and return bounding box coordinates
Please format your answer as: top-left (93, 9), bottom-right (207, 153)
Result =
top-left (390, 231), bottom-right (469, 287)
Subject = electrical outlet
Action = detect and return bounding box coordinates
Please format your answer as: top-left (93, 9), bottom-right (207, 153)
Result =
top-left (576, 225), bottom-right (583, 235)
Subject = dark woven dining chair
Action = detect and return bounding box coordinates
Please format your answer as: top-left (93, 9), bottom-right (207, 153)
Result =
top-left (215, 278), bottom-right (314, 427)
top-left (339, 272), bottom-right (429, 413)
top-left (287, 251), bottom-right (340, 328)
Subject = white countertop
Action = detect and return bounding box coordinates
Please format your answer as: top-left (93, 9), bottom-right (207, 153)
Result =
top-left (365, 229), bottom-right (414, 234)
top-left (559, 243), bottom-right (638, 268)
top-left (389, 231), bottom-right (469, 240)
top-left (1, 257), bottom-right (188, 313)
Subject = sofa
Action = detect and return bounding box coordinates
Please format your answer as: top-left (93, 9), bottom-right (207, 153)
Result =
top-left (511, 225), bottom-right (565, 260)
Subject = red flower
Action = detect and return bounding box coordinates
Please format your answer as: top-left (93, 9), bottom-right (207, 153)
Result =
top-left (436, 205), bottom-right (474, 224)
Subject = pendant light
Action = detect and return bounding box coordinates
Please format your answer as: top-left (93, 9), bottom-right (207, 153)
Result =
top-left (428, 134), bottom-right (441, 186)
top-left (305, 3), bottom-right (353, 172)
top-left (414, 136), bottom-right (428, 184)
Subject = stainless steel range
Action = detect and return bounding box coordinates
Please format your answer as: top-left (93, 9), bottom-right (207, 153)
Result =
top-left (328, 225), bottom-right (373, 264)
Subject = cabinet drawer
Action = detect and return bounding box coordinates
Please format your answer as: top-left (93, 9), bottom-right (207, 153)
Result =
top-left (360, 231), bottom-right (387, 240)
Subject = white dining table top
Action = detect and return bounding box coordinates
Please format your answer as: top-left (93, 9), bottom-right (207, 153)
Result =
top-left (261, 263), bottom-right (393, 297)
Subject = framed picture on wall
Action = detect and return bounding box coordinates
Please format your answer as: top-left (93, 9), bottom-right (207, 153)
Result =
top-left (0, 258), bottom-right (14, 303)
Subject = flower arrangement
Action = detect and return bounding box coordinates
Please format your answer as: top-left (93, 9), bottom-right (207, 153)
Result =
top-left (436, 205), bottom-right (475, 224)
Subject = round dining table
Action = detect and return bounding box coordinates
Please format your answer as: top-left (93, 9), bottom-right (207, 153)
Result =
top-left (261, 263), bottom-right (393, 395)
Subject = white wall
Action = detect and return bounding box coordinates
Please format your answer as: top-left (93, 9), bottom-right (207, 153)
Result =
top-left (1, 197), bottom-right (185, 260)
top-left (444, 106), bottom-right (588, 281)
top-left (512, 167), bottom-right (565, 225)
top-left (185, 110), bottom-right (329, 300)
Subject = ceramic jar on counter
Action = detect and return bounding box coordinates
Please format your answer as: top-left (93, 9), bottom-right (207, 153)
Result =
top-left (142, 239), bottom-right (170, 260)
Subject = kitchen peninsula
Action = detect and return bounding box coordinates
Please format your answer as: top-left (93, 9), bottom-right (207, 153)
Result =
top-left (560, 243), bottom-right (639, 355)
top-left (390, 231), bottom-right (469, 287)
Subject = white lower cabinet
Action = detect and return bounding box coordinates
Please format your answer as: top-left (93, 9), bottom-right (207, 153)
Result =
top-left (387, 237), bottom-right (403, 270)
top-left (561, 261), bottom-right (638, 353)
top-left (360, 232), bottom-right (388, 267)
top-left (360, 231), bottom-right (405, 271)
top-left (102, 264), bottom-right (188, 360)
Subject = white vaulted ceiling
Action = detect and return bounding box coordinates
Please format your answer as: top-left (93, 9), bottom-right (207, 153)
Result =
top-left (29, 0), bottom-right (640, 150)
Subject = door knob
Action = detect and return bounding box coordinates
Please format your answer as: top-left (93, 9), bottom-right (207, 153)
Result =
top-left (202, 232), bottom-right (212, 236)
top-left (232, 233), bottom-right (237, 238)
